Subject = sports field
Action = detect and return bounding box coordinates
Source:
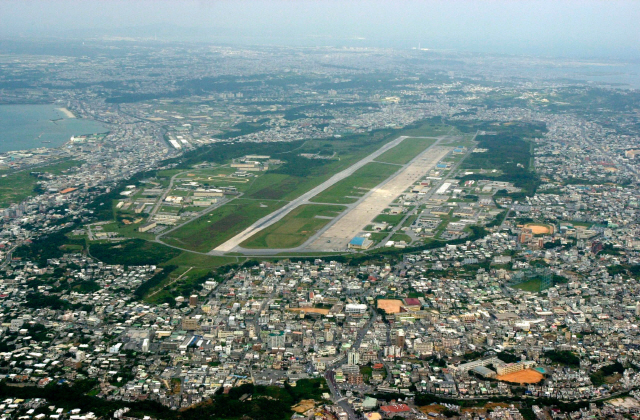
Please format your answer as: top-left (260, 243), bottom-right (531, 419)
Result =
top-left (289, 308), bottom-right (330, 315)
top-left (496, 369), bottom-right (543, 384)
top-left (241, 204), bottom-right (346, 249)
top-left (162, 199), bottom-right (287, 252)
top-left (377, 299), bottom-right (404, 314)
top-left (374, 138), bottom-right (436, 165)
top-left (524, 223), bottom-right (554, 234)
top-left (310, 162), bottom-right (399, 204)
top-left (512, 278), bottom-right (542, 292)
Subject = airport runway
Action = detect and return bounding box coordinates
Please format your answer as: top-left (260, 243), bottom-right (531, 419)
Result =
top-left (210, 135), bottom-right (434, 254)
top-left (307, 145), bottom-right (452, 250)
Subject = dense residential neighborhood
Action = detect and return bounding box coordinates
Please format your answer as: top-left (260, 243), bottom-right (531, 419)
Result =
top-left (0, 39), bottom-right (640, 420)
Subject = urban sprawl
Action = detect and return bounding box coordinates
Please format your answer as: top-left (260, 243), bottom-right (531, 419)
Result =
top-left (0, 41), bottom-right (640, 420)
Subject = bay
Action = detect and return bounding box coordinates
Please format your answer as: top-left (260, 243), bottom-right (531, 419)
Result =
top-left (0, 104), bottom-right (109, 153)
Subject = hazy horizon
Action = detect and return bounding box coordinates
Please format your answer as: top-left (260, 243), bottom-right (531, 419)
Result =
top-left (0, 0), bottom-right (639, 60)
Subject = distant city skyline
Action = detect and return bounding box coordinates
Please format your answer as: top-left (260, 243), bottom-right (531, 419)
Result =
top-left (1, 0), bottom-right (639, 59)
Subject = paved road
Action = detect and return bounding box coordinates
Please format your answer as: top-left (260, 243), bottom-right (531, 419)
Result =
top-left (147, 170), bottom-right (186, 223)
top-left (253, 282), bottom-right (278, 343)
top-left (0, 243), bottom-right (19, 269)
top-left (324, 370), bottom-right (359, 420)
top-left (211, 135), bottom-right (435, 254)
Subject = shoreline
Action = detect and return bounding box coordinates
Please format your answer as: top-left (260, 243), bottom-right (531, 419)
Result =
top-left (57, 107), bottom-right (76, 119)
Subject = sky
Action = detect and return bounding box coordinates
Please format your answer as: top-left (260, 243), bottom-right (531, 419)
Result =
top-left (0, 0), bottom-right (639, 59)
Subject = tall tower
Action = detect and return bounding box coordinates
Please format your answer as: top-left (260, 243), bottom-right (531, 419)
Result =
top-left (348, 351), bottom-right (360, 366)
top-left (396, 330), bottom-right (406, 348)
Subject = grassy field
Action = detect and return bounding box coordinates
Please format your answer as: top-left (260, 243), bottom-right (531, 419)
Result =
top-left (374, 138), bottom-right (436, 165)
top-left (401, 122), bottom-right (453, 137)
top-left (164, 252), bottom-right (240, 270)
top-left (0, 171), bottom-right (39, 207)
top-left (101, 220), bottom-right (156, 241)
top-left (402, 214), bottom-right (418, 227)
top-left (512, 278), bottom-right (542, 292)
top-left (369, 232), bottom-right (389, 243)
top-left (373, 213), bottom-right (405, 225)
top-left (162, 198), bottom-right (287, 252)
top-left (0, 159), bottom-right (84, 207)
top-left (40, 159), bottom-right (84, 175)
top-left (310, 162), bottom-right (399, 204)
top-left (390, 233), bottom-right (412, 243)
top-left (242, 129), bottom-right (424, 201)
top-left (241, 204), bottom-right (346, 249)
top-left (179, 167), bottom-right (258, 191)
top-left (144, 263), bottom-right (233, 305)
top-left (89, 239), bottom-right (182, 266)
top-left (441, 133), bottom-right (477, 148)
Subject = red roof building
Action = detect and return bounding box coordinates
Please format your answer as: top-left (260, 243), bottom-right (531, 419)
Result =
top-left (404, 298), bottom-right (421, 307)
top-left (380, 403), bottom-right (410, 414)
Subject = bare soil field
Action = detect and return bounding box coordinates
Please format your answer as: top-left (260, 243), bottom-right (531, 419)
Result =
top-left (524, 223), bottom-right (554, 234)
top-left (292, 399), bottom-right (317, 413)
top-left (496, 369), bottom-right (543, 384)
top-left (289, 307), bottom-right (330, 315)
top-left (377, 299), bottom-right (404, 314)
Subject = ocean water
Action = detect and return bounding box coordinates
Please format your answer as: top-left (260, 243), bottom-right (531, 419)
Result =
top-left (535, 62), bottom-right (640, 90)
top-left (0, 105), bottom-right (108, 153)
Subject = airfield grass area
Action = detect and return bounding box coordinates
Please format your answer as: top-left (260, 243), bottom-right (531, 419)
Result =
top-left (241, 204), bottom-right (346, 249)
top-left (402, 122), bottom-right (453, 137)
top-left (179, 167), bottom-right (257, 191)
top-left (374, 137), bottom-right (436, 165)
top-left (163, 198), bottom-right (287, 252)
top-left (241, 127), bottom-right (434, 202)
top-left (390, 233), bottom-right (412, 243)
top-left (373, 213), bottom-right (406, 225)
top-left (310, 162), bottom-right (399, 204)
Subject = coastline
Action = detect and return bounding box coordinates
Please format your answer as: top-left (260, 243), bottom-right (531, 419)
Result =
top-left (57, 107), bottom-right (76, 118)
top-left (0, 104), bottom-right (107, 154)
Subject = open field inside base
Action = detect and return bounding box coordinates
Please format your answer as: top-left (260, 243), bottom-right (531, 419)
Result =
top-left (310, 162), bottom-right (400, 204)
top-left (374, 137), bottom-right (436, 165)
top-left (162, 199), bottom-right (287, 252)
top-left (496, 369), bottom-right (543, 384)
top-left (240, 204), bottom-right (346, 249)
